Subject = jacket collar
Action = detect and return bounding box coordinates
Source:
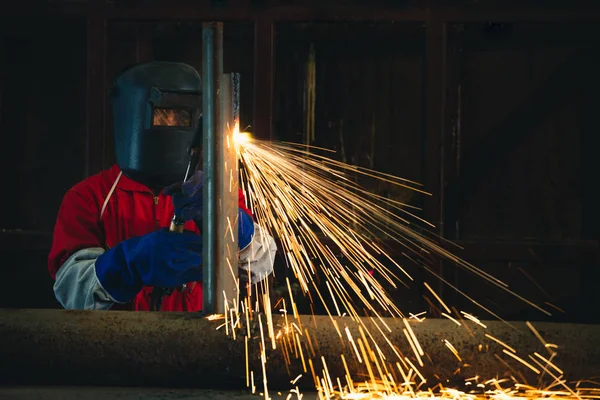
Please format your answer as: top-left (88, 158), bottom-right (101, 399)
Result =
top-left (107, 164), bottom-right (158, 194)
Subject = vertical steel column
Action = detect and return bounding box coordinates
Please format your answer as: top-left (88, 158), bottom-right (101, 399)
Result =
top-left (217, 73), bottom-right (241, 314)
top-left (424, 16), bottom-right (448, 306)
top-left (202, 22), bottom-right (223, 314)
top-left (202, 24), bottom-right (239, 314)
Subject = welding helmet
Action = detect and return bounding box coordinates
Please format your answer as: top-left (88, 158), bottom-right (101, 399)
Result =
top-left (111, 61), bottom-right (203, 188)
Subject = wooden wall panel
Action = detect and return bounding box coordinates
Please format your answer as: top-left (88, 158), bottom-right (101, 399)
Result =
top-left (445, 23), bottom-right (600, 242)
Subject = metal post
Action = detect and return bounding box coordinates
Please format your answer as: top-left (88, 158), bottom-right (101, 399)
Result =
top-left (202, 22), bottom-right (223, 314)
top-left (217, 73), bottom-right (241, 314)
top-left (424, 16), bottom-right (448, 309)
top-left (202, 23), bottom-right (239, 315)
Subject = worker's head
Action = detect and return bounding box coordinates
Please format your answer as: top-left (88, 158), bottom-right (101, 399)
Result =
top-left (111, 61), bottom-right (203, 189)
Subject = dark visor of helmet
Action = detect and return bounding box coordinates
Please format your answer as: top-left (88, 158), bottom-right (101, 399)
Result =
top-left (152, 107), bottom-right (193, 127)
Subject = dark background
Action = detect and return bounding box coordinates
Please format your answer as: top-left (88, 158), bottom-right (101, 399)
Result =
top-left (1, 0), bottom-right (599, 323)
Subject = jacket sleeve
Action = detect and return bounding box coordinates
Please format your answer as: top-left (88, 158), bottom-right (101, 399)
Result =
top-left (236, 188), bottom-right (277, 284)
top-left (54, 248), bottom-right (116, 310)
top-left (48, 189), bottom-right (116, 310)
top-left (239, 223), bottom-right (278, 285)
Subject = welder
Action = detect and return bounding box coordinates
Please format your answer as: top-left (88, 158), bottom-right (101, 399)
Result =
top-left (48, 61), bottom-right (276, 311)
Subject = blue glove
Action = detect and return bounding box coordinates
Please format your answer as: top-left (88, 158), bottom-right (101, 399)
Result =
top-left (238, 208), bottom-right (254, 249)
top-left (95, 229), bottom-right (203, 303)
top-left (165, 170), bottom-right (255, 249)
top-left (164, 170), bottom-right (204, 223)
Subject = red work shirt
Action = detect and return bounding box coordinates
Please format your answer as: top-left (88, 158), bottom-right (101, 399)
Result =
top-left (48, 164), bottom-right (251, 312)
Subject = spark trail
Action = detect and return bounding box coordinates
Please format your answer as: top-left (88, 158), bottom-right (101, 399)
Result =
top-left (212, 125), bottom-right (598, 400)
top-left (237, 136), bottom-right (548, 320)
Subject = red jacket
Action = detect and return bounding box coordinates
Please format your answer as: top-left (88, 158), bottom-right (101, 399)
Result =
top-left (48, 164), bottom-right (251, 311)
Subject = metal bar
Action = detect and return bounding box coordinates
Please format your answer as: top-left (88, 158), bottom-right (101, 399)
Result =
top-left (202, 22), bottom-right (223, 315)
top-left (6, 3), bottom-right (600, 21)
top-left (424, 16), bottom-right (447, 237)
top-left (442, 26), bottom-right (463, 241)
top-left (85, 0), bottom-right (107, 176)
top-left (99, 5), bottom-right (600, 22)
top-left (216, 73), bottom-right (240, 314)
top-left (280, 6), bottom-right (600, 22)
top-left (104, 5), bottom-right (428, 21)
top-left (253, 18), bottom-right (274, 140)
top-left (2, 309), bottom-right (600, 388)
top-left (423, 16), bottom-right (447, 304)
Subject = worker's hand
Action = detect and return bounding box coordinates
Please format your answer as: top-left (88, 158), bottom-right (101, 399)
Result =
top-left (238, 208), bottom-right (255, 250)
top-left (164, 170), bottom-right (204, 222)
top-left (166, 170), bottom-right (255, 250)
top-left (94, 229), bottom-right (203, 303)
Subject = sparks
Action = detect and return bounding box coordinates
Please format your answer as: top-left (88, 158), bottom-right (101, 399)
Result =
top-left (203, 125), bottom-right (597, 400)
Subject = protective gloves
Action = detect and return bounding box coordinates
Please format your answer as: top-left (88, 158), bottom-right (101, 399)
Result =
top-left (95, 229), bottom-right (203, 303)
top-left (165, 170), bottom-right (204, 223)
top-left (237, 208), bottom-right (255, 250)
top-left (165, 170), bottom-right (255, 249)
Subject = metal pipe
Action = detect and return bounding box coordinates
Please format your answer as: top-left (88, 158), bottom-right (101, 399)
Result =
top-left (2, 309), bottom-right (600, 389)
top-left (202, 22), bottom-right (223, 315)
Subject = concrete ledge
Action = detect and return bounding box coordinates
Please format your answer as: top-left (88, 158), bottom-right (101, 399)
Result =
top-left (0, 387), bottom-right (320, 400)
top-left (1, 309), bottom-right (599, 390)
